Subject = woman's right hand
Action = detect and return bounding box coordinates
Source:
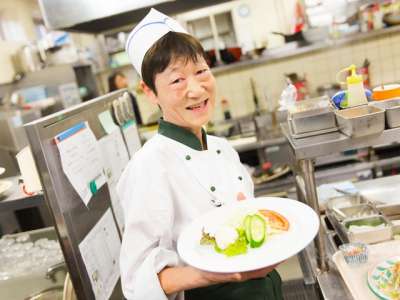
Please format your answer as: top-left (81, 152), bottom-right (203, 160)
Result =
top-left (158, 264), bottom-right (281, 295)
top-left (195, 263), bottom-right (280, 285)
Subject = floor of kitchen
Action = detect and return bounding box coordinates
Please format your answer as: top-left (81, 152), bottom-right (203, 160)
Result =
top-left (278, 255), bottom-right (322, 300)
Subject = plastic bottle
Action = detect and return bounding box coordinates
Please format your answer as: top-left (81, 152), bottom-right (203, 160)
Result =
top-left (278, 84), bottom-right (297, 111)
top-left (336, 64), bottom-right (368, 108)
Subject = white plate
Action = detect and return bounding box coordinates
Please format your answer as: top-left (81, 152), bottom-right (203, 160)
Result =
top-left (0, 167), bottom-right (5, 175)
top-left (0, 180), bottom-right (13, 197)
top-left (367, 256), bottom-right (400, 300)
top-left (177, 197), bottom-right (320, 273)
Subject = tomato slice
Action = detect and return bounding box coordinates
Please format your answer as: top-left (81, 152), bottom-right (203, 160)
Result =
top-left (258, 210), bottom-right (290, 231)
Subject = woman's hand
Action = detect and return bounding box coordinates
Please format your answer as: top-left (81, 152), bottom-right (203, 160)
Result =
top-left (197, 263), bottom-right (279, 284)
top-left (158, 264), bottom-right (280, 295)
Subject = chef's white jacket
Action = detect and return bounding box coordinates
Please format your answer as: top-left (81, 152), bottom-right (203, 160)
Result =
top-left (117, 130), bottom-right (254, 300)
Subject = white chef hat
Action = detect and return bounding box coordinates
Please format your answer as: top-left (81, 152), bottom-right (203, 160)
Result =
top-left (125, 8), bottom-right (188, 77)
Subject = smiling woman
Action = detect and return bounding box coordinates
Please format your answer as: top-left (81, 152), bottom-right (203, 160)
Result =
top-left (118, 8), bottom-right (283, 300)
top-left (140, 32), bottom-right (216, 142)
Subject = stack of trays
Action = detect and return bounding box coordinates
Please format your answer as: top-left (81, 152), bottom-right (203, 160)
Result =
top-left (326, 194), bottom-right (393, 244)
top-left (287, 96), bottom-right (338, 138)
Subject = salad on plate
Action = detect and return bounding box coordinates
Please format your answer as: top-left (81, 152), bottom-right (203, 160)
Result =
top-left (200, 208), bottom-right (290, 257)
top-left (369, 257), bottom-right (400, 300)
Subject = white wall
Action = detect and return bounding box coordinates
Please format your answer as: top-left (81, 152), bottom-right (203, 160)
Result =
top-left (0, 0), bottom-right (40, 83)
top-left (177, 0), bottom-right (298, 51)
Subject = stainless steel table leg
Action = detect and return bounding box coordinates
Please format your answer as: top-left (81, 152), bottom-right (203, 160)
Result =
top-left (299, 159), bottom-right (329, 272)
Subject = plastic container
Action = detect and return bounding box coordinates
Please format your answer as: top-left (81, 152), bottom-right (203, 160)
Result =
top-left (339, 242), bottom-right (368, 265)
top-left (336, 65), bottom-right (368, 108)
top-left (372, 84), bottom-right (400, 101)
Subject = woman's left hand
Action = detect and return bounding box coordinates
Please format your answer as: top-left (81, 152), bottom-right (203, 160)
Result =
top-left (196, 263), bottom-right (280, 285)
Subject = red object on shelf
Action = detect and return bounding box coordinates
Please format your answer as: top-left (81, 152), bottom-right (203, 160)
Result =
top-left (262, 162), bottom-right (272, 171)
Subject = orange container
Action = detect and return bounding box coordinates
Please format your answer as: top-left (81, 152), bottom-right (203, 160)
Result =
top-left (372, 84), bottom-right (400, 101)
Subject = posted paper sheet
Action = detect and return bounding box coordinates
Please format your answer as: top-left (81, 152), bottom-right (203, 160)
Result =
top-left (98, 128), bottom-right (129, 232)
top-left (122, 120), bottom-right (141, 158)
top-left (55, 122), bottom-right (106, 206)
top-left (79, 209), bottom-right (121, 300)
top-left (98, 110), bottom-right (119, 135)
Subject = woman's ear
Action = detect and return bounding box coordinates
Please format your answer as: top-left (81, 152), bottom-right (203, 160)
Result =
top-left (140, 80), bottom-right (158, 105)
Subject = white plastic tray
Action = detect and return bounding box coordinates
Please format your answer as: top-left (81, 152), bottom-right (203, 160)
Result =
top-left (332, 240), bottom-right (400, 300)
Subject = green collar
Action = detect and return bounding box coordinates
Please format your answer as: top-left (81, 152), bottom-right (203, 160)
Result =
top-left (158, 119), bottom-right (207, 151)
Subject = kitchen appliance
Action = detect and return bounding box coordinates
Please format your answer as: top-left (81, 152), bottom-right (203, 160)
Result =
top-left (38, 0), bottom-right (235, 33)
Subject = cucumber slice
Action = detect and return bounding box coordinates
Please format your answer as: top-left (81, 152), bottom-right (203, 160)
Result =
top-left (250, 215), bottom-right (266, 248)
top-left (243, 215), bottom-right (252, 244)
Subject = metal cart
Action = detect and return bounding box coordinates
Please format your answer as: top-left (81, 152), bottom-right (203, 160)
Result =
top-left (282, 123), bottom-right (400, 299)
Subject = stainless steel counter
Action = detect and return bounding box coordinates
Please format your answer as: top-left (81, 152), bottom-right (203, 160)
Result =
top-left (0, 176), bottom-right (44, 211)
top-left (282, 124), bottom-right (400, 160)
top-left (316, 174), bottom-right (400, 300)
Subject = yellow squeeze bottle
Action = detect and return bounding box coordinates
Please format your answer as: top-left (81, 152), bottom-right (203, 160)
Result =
top-left (337, 64), bottom-right (368, 108)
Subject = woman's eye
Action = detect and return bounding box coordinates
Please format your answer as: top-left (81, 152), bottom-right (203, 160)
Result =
top-left (171, 78), bottom-right (183, 85)
top-left (196, 69), bottom-right (208, 75)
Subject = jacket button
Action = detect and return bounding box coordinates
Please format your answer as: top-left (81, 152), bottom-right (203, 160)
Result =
top-left (210, 186), bottom-right (216, 192)
top-left (216, 149), bottom-right (221, 154)
top-left (238, 176), bottom-right (243, 181)
top-left (185, 155), bottom-right (191, 160)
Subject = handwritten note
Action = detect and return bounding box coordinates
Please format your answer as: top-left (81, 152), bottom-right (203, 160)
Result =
top-left (55, 122), bottom-right (106, 205)
top-left (79, 209), bottom-right (121, 300)
top-left (98, 129), bottom-right (129, 232)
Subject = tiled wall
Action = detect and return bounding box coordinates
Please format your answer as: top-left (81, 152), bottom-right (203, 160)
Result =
top-left (212, 31), bottom-right (400, 122)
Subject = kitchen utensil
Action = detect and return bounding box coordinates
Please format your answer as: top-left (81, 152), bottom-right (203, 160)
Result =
top-left (250, 78), bottom-right (260, 114)
top-left (334, 187), bottom-right (353, 195)
top-left (271, 31), bottom-right (305, 43)
top-left (370, 98), bottom-right (400, 128)
top-left (332, 207), bottom-right (347, 219)
top-left (372, 84), bottom-right (400, 101)
top-left (383, 12), bottom-right (400, 26)
top-left (335, 105), bottom-right (385, 137)
top-left (177, 197), bottom-right (319, 273)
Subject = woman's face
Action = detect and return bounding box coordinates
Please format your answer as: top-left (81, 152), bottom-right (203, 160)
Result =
top-left (143, 55), bottom-right (216, 133)
top-left (115, 74), bottom-right (128, 89)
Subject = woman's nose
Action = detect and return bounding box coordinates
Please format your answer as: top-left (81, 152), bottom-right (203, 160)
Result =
top-left (186, 77), bottom-right (204, 98)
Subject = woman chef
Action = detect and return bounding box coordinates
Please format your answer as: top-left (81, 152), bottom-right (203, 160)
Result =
top-left (117, 8), bottom-right (283, 300)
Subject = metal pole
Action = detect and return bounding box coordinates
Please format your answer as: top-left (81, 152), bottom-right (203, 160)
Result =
top-left (299, 159), bottom-right (329, 272)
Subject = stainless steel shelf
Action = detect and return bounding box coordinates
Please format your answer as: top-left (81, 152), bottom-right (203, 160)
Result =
top-left (231, 135), bottom-right (287, 152)
top-left (282, 124), bottom-right (400, 160)
top-left (212, 25), bottom-right (400, 76)
top-left (0, 176), bottom-right (44, 211)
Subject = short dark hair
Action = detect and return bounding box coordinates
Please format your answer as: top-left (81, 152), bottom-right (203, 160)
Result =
top-left (141, 31), bottom-right (206, 94)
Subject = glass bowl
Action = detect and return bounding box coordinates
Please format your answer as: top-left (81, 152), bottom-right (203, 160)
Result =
top-left (339, 242), bottom-right (368, 265)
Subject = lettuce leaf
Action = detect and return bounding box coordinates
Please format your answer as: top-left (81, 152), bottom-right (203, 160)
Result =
top-left (214, 233), bottom-right (248, 257)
